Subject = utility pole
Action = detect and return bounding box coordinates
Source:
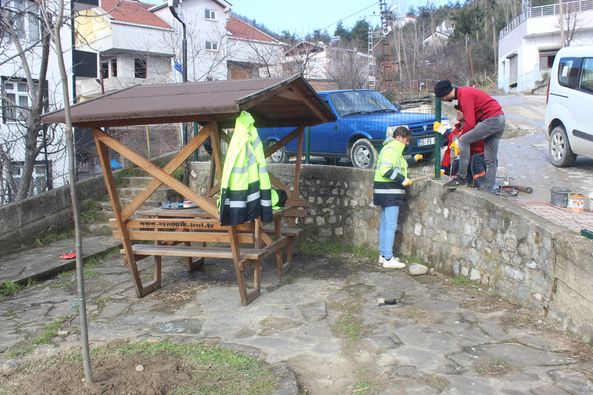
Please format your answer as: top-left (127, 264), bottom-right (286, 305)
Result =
top-left (559, 0), bottom-right (565, 47)
top-left (492, 15), bottom-right (497, 76)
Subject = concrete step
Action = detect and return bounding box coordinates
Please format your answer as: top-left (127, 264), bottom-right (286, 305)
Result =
top-left (116, 187), bottom-right (170, 201)
top-left (82, 222), bottom-right (113, 236)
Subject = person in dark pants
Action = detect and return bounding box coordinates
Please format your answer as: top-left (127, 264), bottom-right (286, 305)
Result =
top-left (434, 80), bottom-right (505, 192)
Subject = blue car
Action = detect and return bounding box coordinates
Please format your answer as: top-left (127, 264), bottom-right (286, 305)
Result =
top-left (257, 89), bottom-right (445, 168)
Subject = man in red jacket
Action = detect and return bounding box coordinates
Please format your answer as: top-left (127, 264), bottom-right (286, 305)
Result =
top-left (434, 80), bottom-right (505, 191)
top-left (441, 109), bottom-right (486, 188)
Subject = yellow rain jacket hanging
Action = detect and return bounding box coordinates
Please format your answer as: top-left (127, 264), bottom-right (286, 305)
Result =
top-left (219, 111), bottom-right (273, 225)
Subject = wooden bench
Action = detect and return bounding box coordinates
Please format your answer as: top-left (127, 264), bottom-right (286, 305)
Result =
top-left (262, 227), bottom-right (303, 275)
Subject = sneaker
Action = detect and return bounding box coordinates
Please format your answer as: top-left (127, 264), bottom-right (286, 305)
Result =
top-left (444, 177), bottom-right (465, 190)
top-left (379, 255), bottom-right (386, 265)
top-left (382, 256), bottom-right (406, 269)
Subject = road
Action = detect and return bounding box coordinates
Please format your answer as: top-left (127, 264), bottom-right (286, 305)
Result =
top-left (495, 95), bottom-right (593, 203)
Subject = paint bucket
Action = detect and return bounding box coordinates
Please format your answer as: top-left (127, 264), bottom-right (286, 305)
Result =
top-left (550, 187), bottom-right (570, 208)
top-left (567, 193), bottom-right (585, 212)
top-left (586, 193), bottom-right (593, 212)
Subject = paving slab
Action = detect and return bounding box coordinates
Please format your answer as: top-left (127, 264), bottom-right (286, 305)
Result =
top-left (0, 235), bottom-right (120, 284)
top-left (2, 251), bottom-right (592, 394)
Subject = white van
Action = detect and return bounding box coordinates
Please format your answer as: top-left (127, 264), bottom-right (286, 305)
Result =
top-left (545, 45), bottom-right (593, 167)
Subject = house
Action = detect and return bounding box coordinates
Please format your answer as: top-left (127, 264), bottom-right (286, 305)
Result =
top-left (423, 20), bottom-right (454, 48)
top-left (74, 0), bottom-right (176, 99)
top-left (151, 0), bottom-right (231, 82)
top-left (225, 16), bottom-right (287, 79)
top-left (498, 0), bottom-right (593, 93)
top-left (0, 0), bottom-right (97, 202)
top-left (277, 41), bottom-right (371, 90)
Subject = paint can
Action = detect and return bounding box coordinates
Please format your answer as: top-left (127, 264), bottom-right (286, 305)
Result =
top-left (550, 187), bottom-right (570, 208)
top-left (567, 193), bottom-right (585, 212)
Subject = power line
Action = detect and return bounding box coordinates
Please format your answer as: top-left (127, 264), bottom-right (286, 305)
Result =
top-left (321, 1), bottom-right (379, 31)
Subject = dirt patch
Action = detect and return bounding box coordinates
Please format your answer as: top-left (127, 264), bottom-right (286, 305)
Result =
top-left (3, 353), bottom-right (193, 395)
top-left (0, 341), bottom-right (279, 395)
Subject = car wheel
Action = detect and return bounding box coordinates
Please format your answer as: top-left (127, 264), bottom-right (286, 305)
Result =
top-left (324, 157), bottom-right (340, 165)
top-left (267, 142), bottom-right (289, 163)
top-left (350, 139), bottom-right (377, 169)
top-left (549, 125), bottom-right (576, 167)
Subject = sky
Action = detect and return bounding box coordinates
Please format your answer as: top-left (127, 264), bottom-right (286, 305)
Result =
top-left (229, 0), bottom-right (451, 37)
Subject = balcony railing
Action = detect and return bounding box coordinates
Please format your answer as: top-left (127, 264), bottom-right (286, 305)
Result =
top-left (499, 0), bottom-right (593, 39)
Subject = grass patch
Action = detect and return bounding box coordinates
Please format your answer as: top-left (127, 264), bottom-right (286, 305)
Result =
top-left (34, 230), bottom-right (72, 248)
top-left (31, 316), bottom-right (70, 346)
top-left (0, 280), bottom-right (22, 299)
top-left (399, 254), bottom-right (428, 266)
top-left (451, 275), bottom-right (480, 288)
top-left (295, 238), bottom-right (375, 260)
top-left (81, 200), bottom-right (99, 223)
top-left (100, 341), bottom-right (277, 394)
top-left (352, 367), bottom-right (378, 394)
top-left (473, 356), bottom-right (516, 376)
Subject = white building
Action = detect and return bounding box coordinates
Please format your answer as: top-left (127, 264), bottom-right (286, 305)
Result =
top-left (74, 0), bottom-right (176, 98)
top-left (498, 0), bottom-right (593, 93)
top-left (423, 20), bottom-right (454, 48)
top-left (225, 16), bottom-right (286, 79)
top-left (151, 0), bottom-right (231, 82)
top-left (0, 0), bottom-right (84, 202)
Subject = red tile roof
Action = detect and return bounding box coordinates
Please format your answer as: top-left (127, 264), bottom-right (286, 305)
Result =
top-left (226, 16), bottom-right (278, 43)
top-left (100, 0), bottom-right (172, 29)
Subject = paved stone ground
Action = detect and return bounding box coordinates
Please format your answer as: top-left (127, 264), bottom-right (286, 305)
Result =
top-left (2, 252), bottom-right (593, 394)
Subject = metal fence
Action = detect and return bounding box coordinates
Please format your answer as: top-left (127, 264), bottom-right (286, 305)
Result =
top-left (500, 0), bottom-right (593, 39)
top-left (75, 124), bottom-right (182, 177)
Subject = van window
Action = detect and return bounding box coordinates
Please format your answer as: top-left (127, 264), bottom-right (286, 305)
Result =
top-left (558, 57), bottom-right (582, 89)
top-left (579, 58), bottom-right (593, 95)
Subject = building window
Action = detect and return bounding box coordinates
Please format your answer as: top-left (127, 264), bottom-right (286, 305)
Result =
top-left (10, 0), bottom-right (40, 42)
top-left (135, 58), bottom-right (147, 78)
top-left (204, 9), bottom-right (217, 21)
top-left (1, 77), bottom-right (39, 123)
top-left (100, 61), bottom-right (109, 79)
top-left (11, 160), bottom-right (51, 196)
top-left (205, 41), bottom-right (218, 51)
top-left (111, 59), bottom-right (117, 77)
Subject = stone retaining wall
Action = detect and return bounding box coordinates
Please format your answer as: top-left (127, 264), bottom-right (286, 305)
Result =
top-left (190, 162), bottom-right (593, 342)
top-left (0, 175), bottom-right (106, 256)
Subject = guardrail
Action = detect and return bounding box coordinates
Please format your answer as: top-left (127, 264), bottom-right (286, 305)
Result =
top-left (499, 0), bottom-right (593, 39)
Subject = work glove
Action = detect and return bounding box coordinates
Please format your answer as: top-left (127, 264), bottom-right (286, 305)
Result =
top-left (450, 140), bottom-right (460, 157)
top-left (414, 154), bottom-right (424, 162)
top-left (433, 121), bottom-right (447, 135)
top-left (402, 178), bottom-right (413, 187)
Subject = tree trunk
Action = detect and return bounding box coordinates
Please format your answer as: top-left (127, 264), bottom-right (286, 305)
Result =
top-left (48, 0), bottom-right (93, 383)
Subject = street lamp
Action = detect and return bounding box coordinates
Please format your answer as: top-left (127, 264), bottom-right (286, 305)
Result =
top-left (168, 0), bottom-right (188, 144)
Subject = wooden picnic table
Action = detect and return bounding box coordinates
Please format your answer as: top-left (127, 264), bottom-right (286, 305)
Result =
top-left (41, 75), bottom-right (334, 305)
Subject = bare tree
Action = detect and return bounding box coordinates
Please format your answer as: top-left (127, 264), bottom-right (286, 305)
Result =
top-left (38, 0), bottom-right (93, 383)
top-left (325, 47), bottom-right (369, 89)
top-left (0, 0), bottom-right (65, 203)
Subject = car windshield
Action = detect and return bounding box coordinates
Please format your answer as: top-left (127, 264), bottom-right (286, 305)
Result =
top-left (329, 91), bottom-right (399, 117)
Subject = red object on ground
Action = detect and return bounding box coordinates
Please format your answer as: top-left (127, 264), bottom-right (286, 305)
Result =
top-left (59, 251), bottom-right (76, 260)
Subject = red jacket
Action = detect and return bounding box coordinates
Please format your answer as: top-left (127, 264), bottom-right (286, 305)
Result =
top-left (456, 87), bottom-right (504, 133)
top-left (441, 123), bottom-right (485, 169)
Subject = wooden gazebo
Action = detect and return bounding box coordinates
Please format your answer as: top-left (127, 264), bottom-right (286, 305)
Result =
top-left (42, 75), bottom-right (334, 305)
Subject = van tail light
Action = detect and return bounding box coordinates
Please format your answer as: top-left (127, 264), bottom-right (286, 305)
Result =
top-left (546, 79), bottom-right (550, 104)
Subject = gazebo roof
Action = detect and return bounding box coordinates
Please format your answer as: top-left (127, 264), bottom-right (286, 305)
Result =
top-left (42, 74), bottom-right (335, 128)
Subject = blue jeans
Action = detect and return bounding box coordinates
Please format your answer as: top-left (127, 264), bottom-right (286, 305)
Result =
top-left (379, 205), bottom-right (400, 259)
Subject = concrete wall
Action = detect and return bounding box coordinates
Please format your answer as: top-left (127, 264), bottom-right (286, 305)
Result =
top-left (190, 162), bottom-right (593, 342)
top-left (0, 174), bottom-right (106, 256)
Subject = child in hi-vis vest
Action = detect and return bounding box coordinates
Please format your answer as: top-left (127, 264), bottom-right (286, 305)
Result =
top-left (373, 126), bottom-right (422, 268)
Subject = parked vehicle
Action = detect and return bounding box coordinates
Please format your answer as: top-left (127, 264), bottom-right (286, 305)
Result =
top-left (257, 89), bottom-right (444, 169)
top-left (545, 45), bottom-right (593, 167)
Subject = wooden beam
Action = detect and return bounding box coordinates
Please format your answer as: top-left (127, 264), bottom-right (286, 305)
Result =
top-left (290, 83), bottom-right (330, 122)
top-left (263, 127), bottom-right (299, 158)
top-left (95, 131), bottom-right (220, 218)
top-left (116, 126), bottom-right (212, 221)
top-left (113, 229), bottom-right (255, 244)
